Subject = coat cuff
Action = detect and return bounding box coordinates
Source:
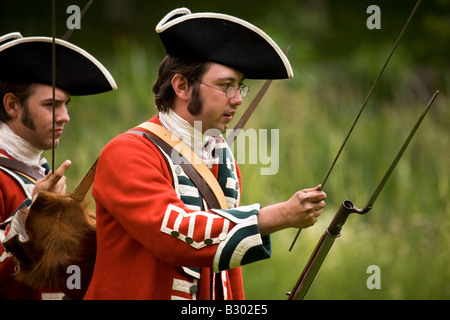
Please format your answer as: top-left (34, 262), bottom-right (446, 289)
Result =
top-left (211, 204), bottom-right (271, 273)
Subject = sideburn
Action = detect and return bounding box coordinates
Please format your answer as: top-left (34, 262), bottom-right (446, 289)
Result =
top-left (20, 102), bottom-right (36, 131)
top-left (187, 81), bottom-right (204, 116)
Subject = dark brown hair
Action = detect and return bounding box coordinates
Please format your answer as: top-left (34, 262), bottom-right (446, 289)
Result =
top-left (152, 55), bottom-right (210, 116)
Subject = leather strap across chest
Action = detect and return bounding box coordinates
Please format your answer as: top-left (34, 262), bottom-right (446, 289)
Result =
top-left (135, 122), bottom-right (228, 210)
top-left (71, 122), bottom-right (229, 210)
top-left (0, 157), bottom-right (44, 181)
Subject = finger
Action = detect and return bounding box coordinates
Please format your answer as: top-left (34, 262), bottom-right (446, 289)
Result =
top-left (46, 160), bottom-right (71, 184)
top-left (300, 185), bottom-right (322, 193)
top-left (55, 159), bottom-right (72, 175)
top-left (303, 190), bottom-right (327, 203)
top-left (56, 176), bottom-right (67, 194)
top-left (300, 185), bottom-right (326, 198)
top-left (313, 205), bottom-right (325, 215)
top-left (39, 170), bottom-right (53, 182)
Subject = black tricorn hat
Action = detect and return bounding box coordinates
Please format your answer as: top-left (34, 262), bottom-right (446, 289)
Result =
top-left (0, 32), bottom-right (117, 95)
top-left (156, 8), bottom-right (293, 80)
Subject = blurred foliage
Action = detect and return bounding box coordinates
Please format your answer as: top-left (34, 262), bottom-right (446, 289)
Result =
top-left (0, 0), bottom-right (448, 299)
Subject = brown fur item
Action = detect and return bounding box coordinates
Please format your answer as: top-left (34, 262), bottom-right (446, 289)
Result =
top-left (2, 191), bottom-right (96, 300)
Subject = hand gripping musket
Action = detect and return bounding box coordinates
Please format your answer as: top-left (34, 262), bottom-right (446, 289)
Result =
top-left (287, 90), bottom-right (439, 300)
top-left (289, 0), bottom-right (423, 251)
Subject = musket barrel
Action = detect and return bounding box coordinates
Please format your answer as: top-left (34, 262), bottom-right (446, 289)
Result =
top-left (288, 231), bottom-right (335, 300)
top-left (288, 201), bottom-right (359, 300)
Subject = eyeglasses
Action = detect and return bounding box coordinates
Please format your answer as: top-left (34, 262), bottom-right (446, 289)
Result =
top-left (199, 81), bottom-right (249, 99)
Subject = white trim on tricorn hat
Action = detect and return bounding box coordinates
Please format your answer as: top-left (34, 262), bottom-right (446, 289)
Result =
top-left (0, 35), bottom-right (117, 95)
top-left (0, 32), bottom-right (23, 46)
top-left (156, 8), bottom-right (293, 80)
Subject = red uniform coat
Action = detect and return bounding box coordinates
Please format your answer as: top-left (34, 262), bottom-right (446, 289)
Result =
top-left (0, 150), bottom-right (49, 299)
top-left (84, 116), bottom-right (271, 300)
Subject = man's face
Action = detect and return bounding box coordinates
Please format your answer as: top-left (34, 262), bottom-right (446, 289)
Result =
top-left (11, 83), bottom-right (70, 150)
top-left (192, 63), bottom-right (245, 134)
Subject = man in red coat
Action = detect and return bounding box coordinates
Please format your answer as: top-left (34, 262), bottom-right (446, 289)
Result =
top-left (0, 32), bottom-right (117, 299)
top-left (85, 8), bottom-right (326, 300)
